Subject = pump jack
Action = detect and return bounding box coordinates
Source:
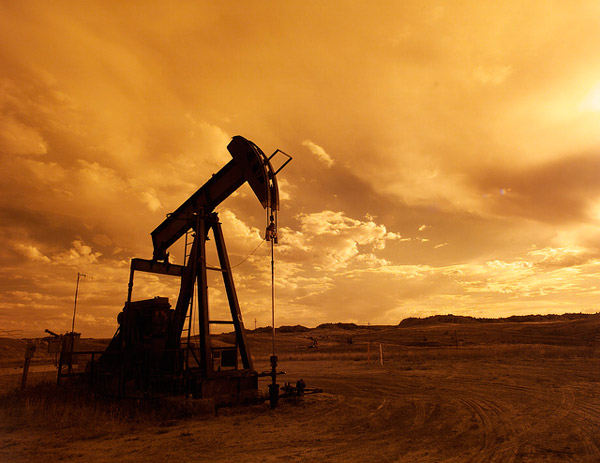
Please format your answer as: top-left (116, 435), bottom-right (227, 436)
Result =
top-left (97, 136), bottom-right (291, 402)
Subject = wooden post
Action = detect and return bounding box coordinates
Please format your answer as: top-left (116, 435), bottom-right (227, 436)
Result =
top-left (379, 343), bottom-right (383, 366)
top-left (57, 350), bottom-right (63, 387)
top-left (68, 333), bottom-right (74, 375)
top-left (90, 352), bottom-right (95, 386)
top-left (21, 340), bottom-right (36, 389)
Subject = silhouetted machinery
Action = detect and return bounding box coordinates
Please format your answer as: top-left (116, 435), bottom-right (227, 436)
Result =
top-left (97, 136), bottom-right (291, 402)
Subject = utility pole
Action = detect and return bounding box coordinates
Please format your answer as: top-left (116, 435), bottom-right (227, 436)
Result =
top-left (71, 272), bottom-right (86, 333)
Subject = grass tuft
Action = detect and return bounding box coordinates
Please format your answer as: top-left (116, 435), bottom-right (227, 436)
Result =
top-left (0, 380), bottom-right (214, 439)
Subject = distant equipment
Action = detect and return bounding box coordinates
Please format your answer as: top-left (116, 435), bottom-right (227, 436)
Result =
top-left (93, 136), bottom-right (291, 403)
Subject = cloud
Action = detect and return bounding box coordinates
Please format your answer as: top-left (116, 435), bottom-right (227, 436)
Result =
top-left (276, 178), bottom-right (292, 202)
top-left (139, 189), bottom-right (162, 212)
top-left (14, 243), bottom-right (51, 263)
top-left (3, 2), bottom-right (600, 334)
top-left (526, 246), bottom-right (593, 269)
top-left (53, 240), bottom-right (102, 267)
top-left (475, 151), bottom-right (600, 223)
top-left (219, 209), bottom-right (264, 246)
top-left (473, 64), bottom-right (513, 86)
top-left (278, 210), bottom-right (404, 270)
top-left (0, 116), bottom-right (47, 156)
top-left (23, 159), bottom-right (67, 184)
top-left (302, 139), bottom-right (334, 167)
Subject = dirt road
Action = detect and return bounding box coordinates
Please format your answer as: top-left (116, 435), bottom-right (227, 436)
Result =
top-left (2, 352), bottom-right (600, 462)
top-left (289, 357), bottom-right (600, 462)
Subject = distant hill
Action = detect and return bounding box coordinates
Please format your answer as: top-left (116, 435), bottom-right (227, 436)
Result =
top-left (251, 324), bottom-right (310, 334)
top-left (251, 314), bottom-right (599, 332)
top-left (278, 324), bottom-right (311, 333)
top-left (398, 313), bottom-right (598, 327)
top-left (316, 322), bottom-right (360, 330)
top-left (252, 323), bottom-right (360, 333)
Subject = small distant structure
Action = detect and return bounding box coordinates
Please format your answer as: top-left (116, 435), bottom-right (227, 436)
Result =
top-left (45, 329), bottom-right (82, 381)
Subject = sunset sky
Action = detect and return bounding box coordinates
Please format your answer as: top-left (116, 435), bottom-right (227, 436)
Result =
top-left (2, 1), bottom-right (600, 337)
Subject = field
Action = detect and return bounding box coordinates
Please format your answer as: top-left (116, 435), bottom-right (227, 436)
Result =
top-left (1, 316), bottom-right (600, 462)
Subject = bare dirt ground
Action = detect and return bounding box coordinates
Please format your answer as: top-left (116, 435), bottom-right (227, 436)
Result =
top-left (2, 320), bottom-right (600, 462)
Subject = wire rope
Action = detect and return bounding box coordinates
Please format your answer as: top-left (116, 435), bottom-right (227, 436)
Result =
top-left (207, 239), bottom-right (266, 270)
top-left (0, 328), bottom-right (27, 344)
top-left (230, 239), bottom-right (266, 269)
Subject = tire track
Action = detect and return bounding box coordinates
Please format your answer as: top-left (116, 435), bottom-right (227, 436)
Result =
top-left (453, 394), bottom-right (521, 463)
top-left (285, 359), bottom-right (600, 462)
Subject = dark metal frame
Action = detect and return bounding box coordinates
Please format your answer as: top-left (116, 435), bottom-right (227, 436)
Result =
top-left (124, 212), bottom-right (254, 388)
top-left (89, 136), bottom-right (290, 401)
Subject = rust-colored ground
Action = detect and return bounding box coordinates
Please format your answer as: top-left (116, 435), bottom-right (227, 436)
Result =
top-left (2, 319), bottom-right (600, 462)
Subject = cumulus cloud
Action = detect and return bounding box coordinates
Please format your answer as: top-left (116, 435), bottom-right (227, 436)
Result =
top-left (278, 210), bottom-right (404, 270)
top-left (526, 246), bottom-right (593, 269)
top-left (53, 240), bottom-right (102, 267)
top-left (219, 209), bottom-right (264, 245)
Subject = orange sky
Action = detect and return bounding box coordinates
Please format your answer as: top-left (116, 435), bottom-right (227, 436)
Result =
top-left (2, 1), bottom-right (600, 337)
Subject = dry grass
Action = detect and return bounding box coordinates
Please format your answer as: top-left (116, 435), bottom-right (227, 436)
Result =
top-left (274, 343), bottom-right (599, 362)
top-left (3, 319), bottom-right (600, 462)
top-left (2, 322), bottom-right (598, 443)
top-left (0, 380), bottom-right (215, 439)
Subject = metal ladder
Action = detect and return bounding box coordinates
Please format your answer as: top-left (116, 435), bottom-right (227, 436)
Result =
top-left (181, 229), bottom-right (196, 369)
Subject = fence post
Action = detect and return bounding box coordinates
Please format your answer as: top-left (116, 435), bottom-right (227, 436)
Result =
top-left (21, 340), bottom-right (36, 389)
top-left (57, 350), bottom-right (63, 388)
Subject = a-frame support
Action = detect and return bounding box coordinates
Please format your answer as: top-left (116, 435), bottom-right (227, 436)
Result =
top-left (212, 215), bottom-right (253, 371)
top-left (164, 211), bottom-right (254, 380)
top-left (195, 214), bottom-right (211, 377)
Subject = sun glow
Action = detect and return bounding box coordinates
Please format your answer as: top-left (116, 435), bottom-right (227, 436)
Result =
top-left (579, 81), bottom-right (600, 113)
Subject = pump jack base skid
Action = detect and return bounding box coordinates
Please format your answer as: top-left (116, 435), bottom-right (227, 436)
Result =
top-left (187, 372), bottom-right (260, 404)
